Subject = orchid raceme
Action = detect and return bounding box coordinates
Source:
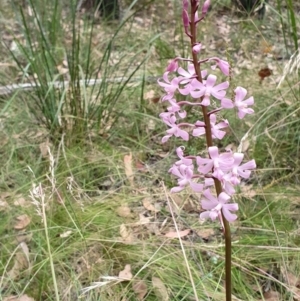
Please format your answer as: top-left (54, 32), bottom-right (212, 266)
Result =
top-left (159, 3), bottom-right (256, 299)
top-left (158, 0), bottom-right (256, 224)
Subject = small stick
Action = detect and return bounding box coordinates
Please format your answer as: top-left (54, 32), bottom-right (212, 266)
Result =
top-left (0, 76), bottom-right (159, 97)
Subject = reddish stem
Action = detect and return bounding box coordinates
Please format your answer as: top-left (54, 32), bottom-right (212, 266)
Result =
top-left (188, 2), bottom-right (232, 301)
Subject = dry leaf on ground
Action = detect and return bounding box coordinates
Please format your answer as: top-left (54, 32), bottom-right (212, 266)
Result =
top-left (240, 138), bottom-right (250, 152)
top-left (124, 153), bottom-right (134, 187)
top-left (291, 287), bottom-right (300, 301)
top-left (14, 196), bottom-right (30, 207)
top-left (142, 197), bottom-right (160, 212)
top-left (14, 214), bottom-right (31, 230)
top-left (135, 160), bottom-right (146, 172)
top-left (282, 269), bottom-right (299, 286)
top-left (16, 232), bottom-right (33, 244)
top-left (132, 279), bottom-right (147, 300)
top-left (0, 200), bottom-right (9, 211)
top-left (39, 141), bottom-right (50, 158)
top-left (6, 242), bottom-right (30, 281)
top-left (3, 295), bottom-right (35, 301)
top-left (281, 269), bottom-right (300, 300)
top-left (164, 229), bottom-right (190, 238)
top-left (120, 224), bottom-right (134, 244)
top-left (152, 276), bottom-right (169, 301)
top-left (144, 89), bottom-right (160, 103)
top-left (132, 214), bottom-right (153, 226)
top-left (0, 192), bottom-right (12, 199)
top-left (261, 290), bottom-right (281, 300)
top-left (116, 205), bottom-right (133, 218)
top-left (196, 228), bottom-right (215, 240)
top-left (118, 264), bottom-right (132, 280)
top-left (144, 90), bottom-right (155, 100)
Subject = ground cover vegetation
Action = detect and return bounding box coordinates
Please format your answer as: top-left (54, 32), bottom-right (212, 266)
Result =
top-left (0, 0), bottom-right (299, 300)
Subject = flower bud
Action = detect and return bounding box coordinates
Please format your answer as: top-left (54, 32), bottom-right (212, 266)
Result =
top-left (182, 9), bottom-right (190, 28)
top-left (182, 0), bottom-right (188, 10)
top-left (201, 0), bottom-right (210, 16)
top-left (166, 59), bottom-right (179, 72)
top-left (210, 57), bottom-right (230, 76)
top-left (192, 43), bottom-right (202, 54)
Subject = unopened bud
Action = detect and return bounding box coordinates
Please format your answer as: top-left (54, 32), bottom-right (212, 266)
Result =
top-left (202, 0), bottom-right (210, 16)
top-left (182, 0), bottom-right (188, 10)
top-left (182, 9), bottom-right (190, 27)
top-left (166, 59), bottom-right (179, 72)
top-left (192, 43), bottom-right (202, 54)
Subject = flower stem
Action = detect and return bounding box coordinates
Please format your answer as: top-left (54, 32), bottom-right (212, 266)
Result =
top-left (214, 179), bottom-right (232, 301)
top-left (189, 2), bottom-right (232, 300)
top-left (223, 215), bottom-right (232, 301)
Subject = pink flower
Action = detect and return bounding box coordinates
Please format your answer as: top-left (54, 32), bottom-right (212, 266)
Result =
top-left (169, 163), bottom-right (203, 193)
top-left (196, 146), bottom-right (234, 180)
top-left (160, 112), bottom-right (189, 142)
top-left (174, 146), bottom-right (193, 166)
top-left (178, 64), bottom-right (197, 85)
top-left (166, 59), bottom-right (179, 72)
top-left (226, 153), bottom-right (256, 185)
top-left (201, 0), bottom-right (210, 17)
top-left (192, 120), bottom-right (205, 137)
top-left (209, 57), bottom-right (230, 76)
top-left (182, 0), bottom-right (188, 10)
top-left (204, 178), bottom-right (214, 187)
top-left (193, 43), bottom-right (202, 54)
top-left (194, 10), bottom-right (201, 23)
top-left (166, 99), bottom-right (186, 118)
top-left (210, 115), bottom-right (229, 139)
top-left (182, 8), bottom-right (189, 28)
top-left (177, 68), bottom-right (207, 96)
top-left (221, 179), bottom-right (236, 195)
top-left (200, 189), bottom-right (238, 222)
top-left (220, 97), bottom-right (234, 109)
top-left (234, 86), bottom-right (254, 119)
top-left (158, 72), bottom-right (180, 101)
top-left (190, 74), bottom-right (229, 106)
top-left (193, 114), bottom-right (228, 139)
top-left (177, 64), bottom-right (207, 85)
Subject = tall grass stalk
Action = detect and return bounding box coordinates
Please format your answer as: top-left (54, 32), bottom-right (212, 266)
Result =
top-left (28, 147), bottom-right (62, 300)
top-left (40, 184), bottom-right (60, 301)
top-left (163, 182), bottom-right (200, 301)
top-left (29, 184), bottom-right (60, 301)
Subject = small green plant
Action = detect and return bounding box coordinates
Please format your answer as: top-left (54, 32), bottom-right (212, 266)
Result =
top-left (8, 0), bottom-right (152, 145)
